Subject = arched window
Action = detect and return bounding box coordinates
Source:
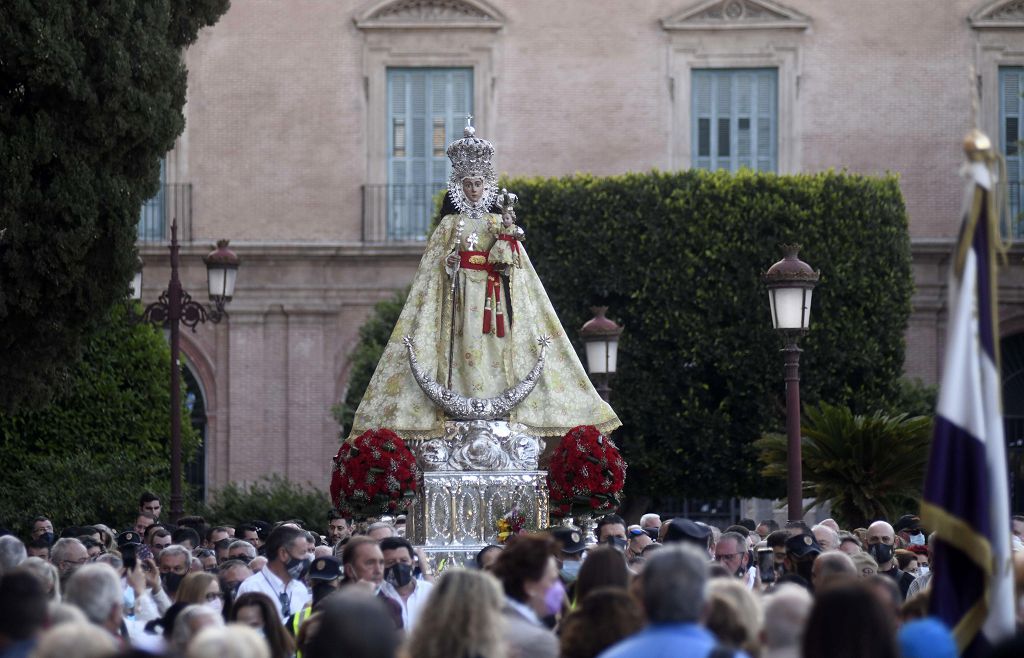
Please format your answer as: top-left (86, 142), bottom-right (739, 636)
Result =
top-left (182, 360), bottom-right (208, 501)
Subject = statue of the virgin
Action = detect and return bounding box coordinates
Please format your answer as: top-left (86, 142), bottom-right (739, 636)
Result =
top-left (348, 120), bottom-right (620, 441)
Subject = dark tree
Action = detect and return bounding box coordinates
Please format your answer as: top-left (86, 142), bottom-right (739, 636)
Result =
top-left (0, 0), bottom-right (230, 411)
top-left (0, 303), bottom-right (201, 535)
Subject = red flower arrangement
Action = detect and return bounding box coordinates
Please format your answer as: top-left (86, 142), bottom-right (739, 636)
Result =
top-left (547, 425), bottom-right (626, 518)
top-left (330, 428), bottom-right (418, 519)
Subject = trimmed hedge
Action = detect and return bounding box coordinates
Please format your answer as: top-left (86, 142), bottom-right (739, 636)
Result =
top-left (503, 169), bottom-right (913, 499)
top-left (0, 303), bottom-right (200, 535)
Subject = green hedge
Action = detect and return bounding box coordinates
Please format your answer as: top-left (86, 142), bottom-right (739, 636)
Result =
top-left (502, 169), bottom-right (913, 499)
top-left (0, 303), bottom-right (200, 535)
top-left (199, 475), bottom-right (332, 532)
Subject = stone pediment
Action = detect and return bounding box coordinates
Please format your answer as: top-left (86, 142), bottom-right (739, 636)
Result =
top-left (661, 0), bottom-right (810, 31)
top-left (355, 0), bottom-right (504, 30)
top-left (969, 0), bottom-right (1024, 29)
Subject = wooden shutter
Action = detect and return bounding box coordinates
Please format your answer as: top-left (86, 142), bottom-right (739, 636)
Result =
top-left (387, 68), bottom-right (473, 240)
top-left (692, 69), bottom-right (777, 172)
top-left (138, 157), bottom-right (166, 240)
top-left (1001, 67), bottom-right (1022, 234)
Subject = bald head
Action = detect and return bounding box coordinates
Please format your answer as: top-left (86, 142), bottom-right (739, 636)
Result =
top-left (866, 521), bottom-right (894, 543)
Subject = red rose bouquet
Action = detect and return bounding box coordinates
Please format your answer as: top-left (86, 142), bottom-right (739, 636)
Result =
top-left (330, 428), bottom-right (418, 519)
top-left (547, 425), bottom-right (626, 518)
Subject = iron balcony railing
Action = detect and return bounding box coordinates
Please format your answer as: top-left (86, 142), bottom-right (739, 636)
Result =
top-left (362, 184), bottom-right (443, 243)
top-left (138, 183), bottom-right (192, 243)
top-left (1008, 181), bottom-right (1023, 240)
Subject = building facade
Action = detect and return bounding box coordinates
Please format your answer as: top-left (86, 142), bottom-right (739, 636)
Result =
top-left (138, 0), bottom-right (1024, 497)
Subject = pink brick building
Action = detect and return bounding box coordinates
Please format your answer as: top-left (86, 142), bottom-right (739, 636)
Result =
top-left (138, 0), bottom-right (1024, 496)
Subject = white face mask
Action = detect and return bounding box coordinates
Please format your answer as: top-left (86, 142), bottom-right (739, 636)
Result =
top-left (205, 598), bottom-right (224, 614)
top-left (909, 533), bottom-right (926, 546)
top-left (918, 565), bottom-right (930, 577)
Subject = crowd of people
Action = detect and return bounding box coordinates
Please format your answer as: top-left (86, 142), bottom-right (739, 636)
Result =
top-left (1, 493), bottom-right (1023, 658)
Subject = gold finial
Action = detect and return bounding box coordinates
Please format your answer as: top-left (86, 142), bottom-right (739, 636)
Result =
top-left (963, 128), bottom-right (993, 160)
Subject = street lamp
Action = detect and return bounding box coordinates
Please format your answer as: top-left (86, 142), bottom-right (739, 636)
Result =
top-left (130, 257), bottom-right (144, 301)
top-left (763, 245), bottom-right (819, 523)
top-left (138, 220), bottom-right (240, 522)
top-left (580, 306), bottom-right (623, 403)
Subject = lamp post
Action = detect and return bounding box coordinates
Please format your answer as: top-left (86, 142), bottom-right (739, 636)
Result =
top-left (580, 306), bottom-right (624, 403)
top-left (137, 220), bottom-right (239, 522)
top-left (763, 245), bottom-right (819, 524)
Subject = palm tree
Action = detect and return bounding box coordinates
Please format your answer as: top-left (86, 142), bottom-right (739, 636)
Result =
top-left (755, 401), bottom-right (932, 528)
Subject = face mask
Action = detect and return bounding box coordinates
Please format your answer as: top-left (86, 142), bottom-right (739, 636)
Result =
top-left (39, 532), bottom-right (54, 546)
top-left (909, 533), bottom-right (926, 546)
top-left (205, 598), bottom-right (224, 614)
top-left (918, 565), bottom-right (930, 577)
top-left (869, 543), bottom-right (894, 565)
top-left (285, 555), bottom-right (312, 581)
top-left (607, 537), bottom-right (627, 552)
top-left (385, 563), bottom-right (414, 589)
top-left (162, 572), bottom-right (184, 595)
top-left (559, 560), bottom-right (582, 582)
top-left (544, 580), bottom-right (566, 616)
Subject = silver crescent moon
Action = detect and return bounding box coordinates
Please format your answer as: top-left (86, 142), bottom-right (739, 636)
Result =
top-left (403, 335), bottom-right (550, 420)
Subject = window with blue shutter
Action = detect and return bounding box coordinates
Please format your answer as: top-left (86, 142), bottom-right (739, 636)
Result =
top-left (138, 158), bottom-right (166, 241)
top-left (692, 69), bottom-right (777, 172)
top-left (387, 68), bottom-right (472, 240)
top-left (1000, 67), bottom-right (1023, 238)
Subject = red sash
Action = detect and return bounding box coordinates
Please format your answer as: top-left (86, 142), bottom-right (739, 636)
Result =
top-left (498, 234), bottom-right (521, 255)
top-left (458, 251), bottom-right (505, 337)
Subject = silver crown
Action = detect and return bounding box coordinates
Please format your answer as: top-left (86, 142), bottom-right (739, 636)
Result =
top-left (447, 116), bottom-right (497, 218)
top-left (447, 117), bottom-right (495, 180)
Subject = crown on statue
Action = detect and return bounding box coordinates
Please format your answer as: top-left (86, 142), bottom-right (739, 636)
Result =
top-left (447, 116), bottom-right (496, 181)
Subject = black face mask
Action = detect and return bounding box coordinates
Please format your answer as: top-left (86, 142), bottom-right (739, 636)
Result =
top-left (162, 571), bottom-right (184, 595)
top-left (606, 537), bottom-right (628, 552)
top-left (869, 543), bottom-right (894, 565)
top-left (39, 532), bottom-right (55, 546)
top-left (284, 555), bottom-right (312, 581)
top-left (385, 563), bottom-right (414, 588)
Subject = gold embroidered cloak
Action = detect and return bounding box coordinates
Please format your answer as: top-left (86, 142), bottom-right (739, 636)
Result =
top-left (348, 212), bottom-right (621, 441)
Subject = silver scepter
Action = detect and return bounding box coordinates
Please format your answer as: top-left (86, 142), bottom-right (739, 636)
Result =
top-left (447, 219), bottom-right (465, 389)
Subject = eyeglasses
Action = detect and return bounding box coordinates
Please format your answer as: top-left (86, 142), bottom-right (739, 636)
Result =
top-left (278, 592), bottom-right (291, 617)
top-left (205, 591), bottom-right (225, 602)
top-left (628, 528), bottom-right (645, 537)
top-left (714, 553), bottom-right (741, 561)
top-left (230, 554), bottom-right (253, 565)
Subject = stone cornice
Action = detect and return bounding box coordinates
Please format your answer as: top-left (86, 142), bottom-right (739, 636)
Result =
top-left (139, 241), bottom-right (427, 261)
top-left (661, 0), bottom-right (810, 31)
top-left (354, 0), bottom-right (505, 30)
top-left (969, 0), bottom-right (1024, 29)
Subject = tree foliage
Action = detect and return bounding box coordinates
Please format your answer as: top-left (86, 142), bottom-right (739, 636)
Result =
top-left (755, 402), bottom-right (932, 527)
top-left (199, 475), bottom-right (332, 531)
top-left (0, 0), bottom-right (230, 412)
top-left (0, 303), bottom-right (200, 536)
top-left (339, 169), bottom-right (914, 501)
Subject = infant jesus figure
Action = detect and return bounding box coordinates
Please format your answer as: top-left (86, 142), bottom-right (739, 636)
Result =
top-left (488, 188), bottom-right (524, 271)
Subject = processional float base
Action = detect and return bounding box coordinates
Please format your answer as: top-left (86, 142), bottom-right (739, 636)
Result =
top-left (408, 419), bottom-right (549, 567)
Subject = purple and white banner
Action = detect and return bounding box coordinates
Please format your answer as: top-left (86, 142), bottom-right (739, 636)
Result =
top-left (922, 160), bottom-right (1014, 656)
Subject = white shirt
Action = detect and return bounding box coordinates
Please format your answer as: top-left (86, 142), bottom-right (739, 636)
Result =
top-left (382, 578), bottom-right (433, 630)
top-left (237, 566), bottom-right (311, 624)
top-left (506, 595), bottom-right (541, 625)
